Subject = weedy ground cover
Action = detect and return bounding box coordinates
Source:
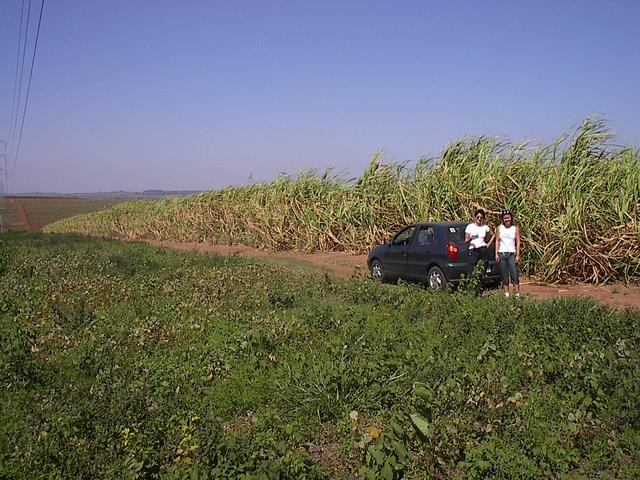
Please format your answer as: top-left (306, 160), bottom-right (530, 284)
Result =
top-left (44, 119), bottom-right (640, 283)
top-left (1, 232), bottom-right (639, 479)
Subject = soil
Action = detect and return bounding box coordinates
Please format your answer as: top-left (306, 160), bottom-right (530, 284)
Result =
top-left (143, 239), bottom-right (640, 311)
top-left (6, 197), bottom-right (34, 230)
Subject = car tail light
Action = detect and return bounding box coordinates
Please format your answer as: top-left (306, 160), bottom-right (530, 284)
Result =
top-left (447, 242), bottom-right (458, 261)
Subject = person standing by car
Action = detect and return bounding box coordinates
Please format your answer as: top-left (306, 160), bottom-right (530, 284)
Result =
top-left (495, 210), bottom-right (521, 299)
top-left (464, 209), bottom-right (494, 290)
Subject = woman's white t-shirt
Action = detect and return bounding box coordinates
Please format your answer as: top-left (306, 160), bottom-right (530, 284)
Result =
top-left (498, 224), bottom-right (517, 253)
top-left (465, 223), bottom-right (490, 249)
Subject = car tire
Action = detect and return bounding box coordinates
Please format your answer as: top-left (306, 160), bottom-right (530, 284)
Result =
top-left (370, 259), bottom-right (387, 283)
top-left (427, 266), bottom-right (447, 290)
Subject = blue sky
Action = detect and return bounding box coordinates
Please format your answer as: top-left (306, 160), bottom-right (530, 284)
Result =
top-left (1, 0), bottom-right (639, 193)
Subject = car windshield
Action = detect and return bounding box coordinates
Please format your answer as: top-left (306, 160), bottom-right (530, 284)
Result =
top-left (446, 225), bottom-right (465, 243)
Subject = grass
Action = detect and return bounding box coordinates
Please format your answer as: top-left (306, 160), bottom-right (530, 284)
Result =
top-left (44, 118), bottom-right (640, 284)
top-left (1, 232), bottom-right (639, 478)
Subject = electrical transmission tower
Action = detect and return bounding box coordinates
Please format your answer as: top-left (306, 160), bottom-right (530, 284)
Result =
top-left (0, 141), bottom-right (7, 232)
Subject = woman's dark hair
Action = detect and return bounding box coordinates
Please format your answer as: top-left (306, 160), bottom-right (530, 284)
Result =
top-left (474, 209), bottom-right (485, 218)
top-left (501, 210), bottom-right (514, 220)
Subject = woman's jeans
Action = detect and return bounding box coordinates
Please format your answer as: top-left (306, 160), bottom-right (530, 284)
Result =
top-left (467, 247), bottom-right (488, 293)
top-left (467, 247), bottom-right (488, 276)
top-left (498, 252), bottom-right (520, 285)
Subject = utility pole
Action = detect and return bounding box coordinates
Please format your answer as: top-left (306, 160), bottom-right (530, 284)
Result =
top-left (0, 140), bottom-right (7, 232)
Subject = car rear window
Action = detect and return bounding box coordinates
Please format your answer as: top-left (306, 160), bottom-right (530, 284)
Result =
top-left (446, 226), bottom-right (465, 243)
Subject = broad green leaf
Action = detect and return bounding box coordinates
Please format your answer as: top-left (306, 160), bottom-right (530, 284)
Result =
top-left (390, 420), bottom-right (404, 438)
top-left (371, 447), bottom-right (385, 466)
top-left (393, 440), bottom-right (408, 460)
top-left (415, 386), bottom-right (432, 403)
top-left (381, 461), bottom-right (394, 480)
top-left (410, 413), bottom-right (432, 437)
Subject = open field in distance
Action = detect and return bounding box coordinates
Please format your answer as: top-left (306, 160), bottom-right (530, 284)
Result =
top-left (3, 196), bottom-right (129, 231)
top-left (2, 191), bottom-right (202, 232)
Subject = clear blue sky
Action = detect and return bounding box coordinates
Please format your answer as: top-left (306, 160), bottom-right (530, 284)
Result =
top-left (1, 0), bottom-right (639, 193)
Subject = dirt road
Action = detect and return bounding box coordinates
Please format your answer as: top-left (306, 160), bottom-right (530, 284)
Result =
top-left (144, 239), bottom-right (640, 311)
top-left (6, 197), bottom-right (34, 230)
top-left (8, 198), bottom-right (638, 309)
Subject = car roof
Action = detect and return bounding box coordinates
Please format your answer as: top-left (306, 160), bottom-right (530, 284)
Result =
top-left (412, 221), bottom-right (468, 228)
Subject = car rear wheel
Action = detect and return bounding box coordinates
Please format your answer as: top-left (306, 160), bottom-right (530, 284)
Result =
top-left (370, 259), bottom-right (387, 283)
top-left (427, 266), bottom-right (447, 290)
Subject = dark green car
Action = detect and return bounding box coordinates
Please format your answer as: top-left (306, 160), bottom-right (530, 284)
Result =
top-left (367, 222), bottom-right (501, 289)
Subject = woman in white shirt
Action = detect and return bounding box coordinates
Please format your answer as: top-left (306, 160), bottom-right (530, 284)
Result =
top-left (464, 209), bottom-right (494, 292)
top-left (494, 210), bottom-right (521, 298)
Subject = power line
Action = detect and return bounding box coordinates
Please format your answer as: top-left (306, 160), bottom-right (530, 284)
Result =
top-left (12, 0), bottom-right (45, 175)
top-left (8, 0), bottom-right (26, 147)
top-left (9, 0), bottom-right (32, 156)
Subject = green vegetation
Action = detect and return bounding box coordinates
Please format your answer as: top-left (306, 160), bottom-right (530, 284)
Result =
top-left (44, 119), bottom-right (640, 283)
top-left (1, 232), bottom-right (639, 478)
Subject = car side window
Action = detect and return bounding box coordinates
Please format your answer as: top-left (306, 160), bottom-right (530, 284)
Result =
top-left (392, 227), bottom-right (416, 246)
top-left (416, 227), bottom-right (434, 246)
top-left (446, 226), bottom-right (465, 243)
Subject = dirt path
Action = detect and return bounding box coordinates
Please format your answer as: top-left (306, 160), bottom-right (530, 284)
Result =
top-left (6, 197), bottom-right (34, 231)
top-left (143, 239), bottom-right (640, 311)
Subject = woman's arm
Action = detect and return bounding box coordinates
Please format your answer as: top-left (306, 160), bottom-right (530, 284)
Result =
top-left (515, 226), bottom-right (521, 263)
top-left (494, 227), bottom-right (500, 261)
top-left (486, 226), bottom-right (496, 247)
